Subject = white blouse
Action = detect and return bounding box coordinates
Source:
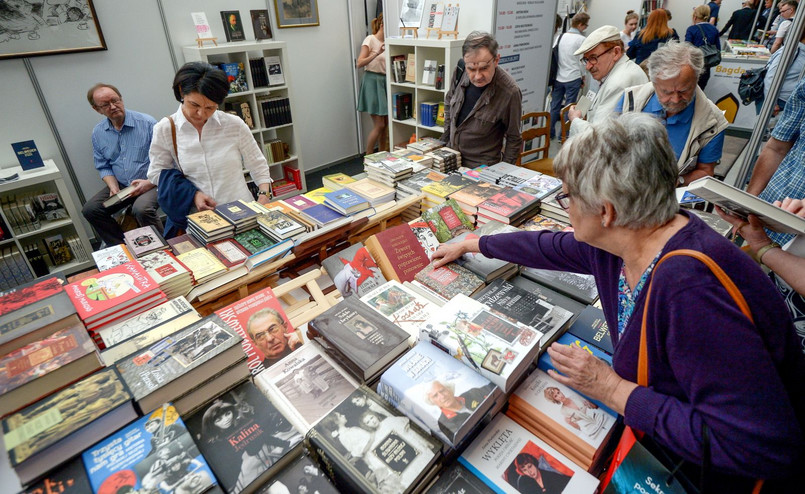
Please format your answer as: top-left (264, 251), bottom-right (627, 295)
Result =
top-left (148, 107), bottom-right (271, 204)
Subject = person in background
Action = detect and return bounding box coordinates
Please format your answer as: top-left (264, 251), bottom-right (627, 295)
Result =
top-left (757, 28), bottom-right (805, 114)
top-left (617, 42), bottom-right (727, 186)
top-left (770, 0), bottom-right (798, 53)
top-left (84, 83), bottom-right (162, 246)
top-left (708, 0), bottom-right (723, 27)
top-left (759, 0), bottom-right (780, 36)
top-left (356, 13), bottom-right (387, 155)
top-left (432, 113), bottom-right (805, 490)
top-left (686, 5), bottom-right (721, 89)
top-left (441, 31), bottom-right (523, 168)
top-left (720, 1), bottom-right (759, 40)
top-left (621, 10), bottom-right (639, 47)
top-left (148, 62), bottom-right (272, 214)
top-left (550, 12), bottom-right (589, 140)
top-left (627, 9), bottom-right (679, 66)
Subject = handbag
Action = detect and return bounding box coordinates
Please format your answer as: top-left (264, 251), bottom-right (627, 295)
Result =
top-left (157, 116), bottom-right (196, 238)
top-left (549, 32), bottom-right (566, 87)
top-left (738, 66), bottom-right (768, 105)
top-left (696, 25), bottom-right (722, 68)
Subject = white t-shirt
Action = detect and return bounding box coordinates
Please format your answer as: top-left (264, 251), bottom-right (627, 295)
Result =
top-left (620, 30), bottom-right (635, 47)
top-left (555, 28), bottom-right (586, 83)
top-left (362, 34), bottom-right (386, 74)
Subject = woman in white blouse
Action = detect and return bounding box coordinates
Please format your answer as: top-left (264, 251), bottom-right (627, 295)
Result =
top-left (148, 62), bottom-right (272, 211)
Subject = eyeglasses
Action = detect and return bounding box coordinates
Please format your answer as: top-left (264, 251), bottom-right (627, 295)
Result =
top-left (581, 46), bottom-right (615, 65)
top-left (465, 57), bottom-right (495, 71)
top-left (780, 7), bottom-right (794, 14)
top-left (95, 98), bottom-right (122, 110)
top-left (555, 192), bottom-right (571, 210)
top-left (252, 323), bottom-right (284, 342)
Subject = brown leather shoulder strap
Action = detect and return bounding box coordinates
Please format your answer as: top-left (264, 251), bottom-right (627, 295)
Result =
top-left (167, 116), bottom-right (182, 173)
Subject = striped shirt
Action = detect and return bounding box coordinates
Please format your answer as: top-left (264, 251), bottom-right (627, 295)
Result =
top-left (91, 110), bottom-right (157, 186)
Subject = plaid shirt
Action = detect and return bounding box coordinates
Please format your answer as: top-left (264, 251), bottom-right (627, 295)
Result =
top-left (760, 78), bottom-right (805, 244)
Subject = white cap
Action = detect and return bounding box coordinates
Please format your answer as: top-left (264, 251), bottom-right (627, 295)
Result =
top-left (574, 25), bottom-right (623, 56)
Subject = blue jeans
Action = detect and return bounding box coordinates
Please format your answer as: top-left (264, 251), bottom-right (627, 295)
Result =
top-left (550, 78), bottom-right (583, 139)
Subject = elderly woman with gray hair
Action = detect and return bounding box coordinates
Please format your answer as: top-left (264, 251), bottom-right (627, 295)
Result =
top-left (433, 113), bottom-right (805, 490)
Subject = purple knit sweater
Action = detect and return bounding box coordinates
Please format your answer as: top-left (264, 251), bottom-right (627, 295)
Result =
top-left (480, 211), bottom-right (805, 478)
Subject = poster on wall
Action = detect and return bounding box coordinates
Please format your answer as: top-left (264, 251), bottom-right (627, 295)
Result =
top-left (274, 0), bottom-right (320, 28)
top-left (0, 0), bottom-right (106, 60)
top-left (494, 0), bottom-right (558, 113)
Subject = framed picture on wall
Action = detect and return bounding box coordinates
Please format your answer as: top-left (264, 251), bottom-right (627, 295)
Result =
top-left (0, 0), bottom-right (106, 61)
top-left (274, 0), bottom-right (320, 28)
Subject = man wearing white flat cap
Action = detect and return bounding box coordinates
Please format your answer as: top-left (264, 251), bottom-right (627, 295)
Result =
top-left (568, 25), bottom-right (647, 135)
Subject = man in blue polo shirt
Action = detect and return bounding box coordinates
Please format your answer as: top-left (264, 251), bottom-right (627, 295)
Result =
top-left (616, 42), bottom-right (728, 186)
top-left (84, 83), bottom-right (163, 245)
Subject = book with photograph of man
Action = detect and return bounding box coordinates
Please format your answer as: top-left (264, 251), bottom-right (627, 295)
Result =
top-left (255, 455), bottom-right (338, 494)
top-left (459, 414), bottom-right (599, 494)
top-left (82, 403), bottom-right (217, 494)
top-left (308, 297), bottom-right (410, 383)
top-left (185, 380), bottom-right (303, 494)
top-left (378, 341), bottom-right (502, 447)
top-left (215, 286), bottom-right (303, 376)
top-left (307, 386), bottom-right (442, 494)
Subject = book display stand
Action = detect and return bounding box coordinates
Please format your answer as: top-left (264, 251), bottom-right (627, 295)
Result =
top-left (400, 26), bottom-right (419, 38)
top-left (195, 36), bottom-right (218, 47)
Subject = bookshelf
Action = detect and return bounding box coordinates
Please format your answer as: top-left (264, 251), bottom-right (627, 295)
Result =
top-left (0, 160), bottom-right (93, 285)
top-left (182, 41), bottom-right (306, 200)
top-left (385, 37), bottom-right (464, 148)
top-left (639, 0), bottom-right (664, 30)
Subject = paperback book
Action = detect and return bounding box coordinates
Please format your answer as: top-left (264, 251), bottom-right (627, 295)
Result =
top-left (123, 226), bottom-right (169, 258)
top-left (521, 266), bottom-right (599, 305)
top-left (359, 279), bottom-right (437, 346)
top-left (97, 296), bottom-right (197, 348)
top-left (91, 244), bottom-right (134, 271)
top-left (414, 261), bottom-right (486, 300)
top-left (566, 305), bottom-right (613, 355)
top-left (321, 242), bottom-right (386, 298)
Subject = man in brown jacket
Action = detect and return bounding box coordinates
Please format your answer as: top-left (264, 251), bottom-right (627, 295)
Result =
top-left (441, 31), bottom-right (523, 168)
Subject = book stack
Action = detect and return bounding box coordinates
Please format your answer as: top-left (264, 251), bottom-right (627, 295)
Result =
top-left (233, 227), bottom-right (293, 270)
top-left (446, 221), bottom-right (520, 282)
top-left (539, 189), bottom-right (572, 223)
top-left (322, 172), bottom-right (356, 190)
top-left (478, 161), bottom-right (520, 184)
top-left (249, 57), bottom-right (269, 86)
top-left (520, 213), bottom-right (573, 232)
top-left (407, 136), bottom-right (444, 154)
top-left (304, 186), bottom-right (332, 204)
top-left (91, 244), bottom-right (134, 271)
top-left (257, 209), bottom-right (307, 241)
top-left (414, 260), bottom-right (486, 299)
top-left (300, 203), bottom-right (348, 228)
top-left (396, 169), bottom-right (447, 218)
top-left (187, 210), bottom-right (234, 244)
top-left (345, 178), bottom-right (396, 206)
top-left (449, 181), bottom-right (505, 224)
top-left (392, 148), bottom-right (434, 168)
top-left (364, 155), bottom-right (415, 187)
top-left (137, 250), bottom-right (194, 299)
top-left (321, 242), bottom-right (386, 298)
top-left (458, 164), bottom-right (488, 181)
top-left (420, 101), bottom-right (440, 127)
top-left (512, 173), bottom-right (563, 201)
top-left (427, 147), bottom-right (462, 173)
top-left (391, 54), bottom-right (408, 83)
top-left (498, 166), bottom-right (539, 188)
top-left (0, 246), bottom-right (35, 288)
top-left (215, 199), bottom-right (259, 233)
top-left (407, 217), bottom-right (440, 259)
top-left (364, 223), bottom-right (430, 283)
top-left (176, 247), bottom-right (229, 285)
top-left (272, 179), bottom-right (299, 198)
top-left (258, 96), bottom-right (293, 128)
top-left (421, 199), bottom-right (475, 242)
top-left (64, 261), bottom-right (167, 339)
top-left (521, 263), bottom-right (600, 305)
top-left (477, 188), bottom-right (540, 226)
top-left (421, 175), bottom-right (474, 210)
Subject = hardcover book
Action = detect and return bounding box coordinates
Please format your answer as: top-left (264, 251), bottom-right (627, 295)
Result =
top-left (20, 457), bottom-right (92, 494)
top-left (300, 204), bottom-right (347, 227)
top-left (102, 184), bottom-right (135, 208)
top-left (123, 225), bottom-right (169, 258)
top-left (426, 462), bottom-right (495, 494)
top-left (322, 172), bottom-right (356, 190)
top-left (323, 189), bottom-right (370, 215)
top-left (304, 187), bottom-right (332, 204)
top-left (215, 286), bottom-right (302, 375)
top-left (420, 294), bottom-right (542, 392)
top-left (519, 213), bottom-right (573, 233)
top-left (345, 178), bottom-right (397, 205)
top-left (321, 242), bottom-right (386, 298)
top-left (64, 262), bottom-right (160, 323)
top-left (176, 247), bottom-right (228, 283)
top-left (207, 238), bottom-right (252, 268)
top-left (378, 341), bottom-right (501, 447)
top-left (265, 55), bottom-right (285, 86)
top-left (364, 223), bottom-right (430, 283)
top-left (188, 210), bottom-right (232, 234)
top-left (82, 404), bottom-right (217, 494)
top-left (185, 381), bottom-right (303, 494)
top-left (520, 266), bottom-right (599, 305)
top-left (257, 210), bottom-right (306, 240)
top-left (476, 278), bottom-right (578, 349)
top-left (115, 315), bottom-right (241, 413)
top-left (216, 200), bottom-right (258, 226)
top-left (168, 233), bottom-right (203, 256)
top-left (446, 221), bottom-right (520, 281)
top-left (360, 280), bottom-right (437, 345)
top-left (421, 177), bottom-right (471, 204)
top-left (221, 10), bottom-right (246, 42)
top-left (98, 296), bottom-right (197, 348)
top-left (566, 305), bottom-right (613, 355)
top-left (0, 292), bottom-right (78, 357)
top-left (307, 386), bottom-right (442, 493)
top-left (477, 189), bottom-right (540, 225)
top-left (458, 414), bottom-right (599, 493)
top-left (3, 368), bottom-right (134, 477)
top-left (254, 342), bottom-right (359, 433)
top-left (408, 218), bottom-right (440, 259)
top-left (414, 261), bottom-right (486, 300)
top-left (308, 297), bottom-right (409, 382)
top-left (234, 228), bottom-right (292, 269)
top-left (99, 312), bottom-right (204, 367)
top-left (137, 250), bottom-right (193, 297)
top-left (92, 244), bottom-right (135, 271)
top-left (250, 9), bottom-right (272, 39)
top-left (0, 274), bottom-right (66, 315)
top-left (283, 194), bottom-right (318, 211)
top-left (11, 140), bottom-right (44, 170)
top-left (450, 182), bottom-right (505, 212)
top-left (422, 199), bottom-right (475, 242)
top-left (511, 173), bottom-right (563, 200)
top-left (256, 455), bottom-right (339, 494)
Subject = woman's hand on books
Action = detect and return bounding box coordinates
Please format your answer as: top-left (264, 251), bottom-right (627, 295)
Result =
top-left (194, 191), bottom-right (217, 211)
top-left (432, 238), bottom-right (480, 269)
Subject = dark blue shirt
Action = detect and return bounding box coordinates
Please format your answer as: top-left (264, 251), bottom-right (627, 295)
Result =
top-left (708, 1), bottom-right (721, 27)
top-left (627, 31), bottom-right (680, 65)
top-left (685, 22), bottom-right (721, 51)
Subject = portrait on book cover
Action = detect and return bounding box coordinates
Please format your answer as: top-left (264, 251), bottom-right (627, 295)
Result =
top-left (0, 0), bottom-right (106, 60)
top-left (503, 441), bottom-right (574, 494)
top-left (274, 0), bottom-right (319, 28)
top-left (169, 320), bottom-right (233, 367)
top-left (274, 354), bottom-right (355, 424)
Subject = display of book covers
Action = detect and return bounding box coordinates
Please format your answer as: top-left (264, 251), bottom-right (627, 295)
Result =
top-left (256, 455), bottom-right (339, 494)
top-left (81, 403), bottom-right (217, 494)
top-left (306, 386), bottom-right (442, 494)
top-left (498, 166), bottom-right (538, 188)
top-left (520, 265), bottom-right (600, 306)
top-left (176, 247), bottom-right (229, 285)
top-left (419, 294), bottom-right (543, 392)
top-left (427, 148), bottom-right (462, 173)
top-left (422, 175), bottom-right (473, 207)
top-left (2, 368), bottom-right (137, 485)
top-left (207, 238), bottom-right (252, 270)
top-left (408, 217), bottom-right (440, 259)
top-left (421, 198), bottom-right (475, 242)
top-left (233, 228), bottom-right (294, 270)
top-left (450, 182), bottom-right (506, 220)
top-left (97, 296), bottom-right (198, 348)
top-left (322, 172), bottom-right (356, 191)
top-left (258, 210), bottom-right (307, 241)
top-left (137, 250), bottom-right (194, 300)
top-left (187, 210), bottom-right (234, 244)
top-left (123, 225), bottom-right (169, 258)
top-left (323, 189), bottom-right (370, 215)
top-left (185, 381), bottom-right (304, 494)
top-left (321, 242), bottom-right (386, 298)
top-left (378, 341), bottom-right (502, 447)
top-left (478, 162), bottom-right (520, 185)
top-left (254, 341), bottom-right (360, 433)
top-left (344, 178), bottom-right (397, 206)
top-left (91, 244), bottom-right (134, 271)
top-left (414, 261), bottom-right (485, 300)
top-left (359, 279), bottom-right (436, 346)
top-left (477, 189), bottom-right (540, 226)
top-left (167, 233), bottom-right (203, 256)
top-left (299, 204), bottom-right (348, 228)
top-left (216, 199), bottom-right (259, 233)
top-left (519, 213), bottom-right (574, 232)
top-left (511, 173), bottom-right (563, 201)
top-left (458, 414), bottom-right (599, 493)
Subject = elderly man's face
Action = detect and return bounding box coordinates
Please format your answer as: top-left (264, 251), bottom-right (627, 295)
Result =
top-left (92, 86), bottom-right (125, 123)
top-left (464, 47), bottom-right (499, 88)
top-left (780, 3), bottom-right (796, 19)
top-left (653, 65), bottom-right (698, 116)
top-left (249, 313), bottom-right (288, 358)
top-left (428, 381), bottom-right (460, 409)
top-left (583, 44), bottom-right (621, 82)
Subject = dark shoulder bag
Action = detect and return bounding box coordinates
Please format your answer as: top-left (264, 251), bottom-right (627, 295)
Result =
top-left (696, 25), bottom-right (722, 68)
top-left (549, 32), bottom-right (566, 88)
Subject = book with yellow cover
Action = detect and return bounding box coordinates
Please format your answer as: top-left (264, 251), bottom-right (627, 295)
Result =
top-left (187, 210), bottom-right (231, 234)
top-left (177, 248), bottom-right (228, 283)
top-left (303, 186), bottom-right (332, 204)
top-left (322, 172), bottom-right (356, 190)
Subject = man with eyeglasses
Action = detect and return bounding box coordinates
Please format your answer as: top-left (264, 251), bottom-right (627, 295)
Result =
top-left (567, 25), bottom-right (647, 136)
top-left (247, 308), bottom-right (299, 368)
top-left (770, 0), bottom-right (798, 54)
top-left (84, 83), bottom-right (162, 246)
top-left (441, 31), bottom-right (523, 168)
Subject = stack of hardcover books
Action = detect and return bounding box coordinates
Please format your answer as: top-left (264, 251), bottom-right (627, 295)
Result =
top-left (421, 176), bottom-right (473, 211)
top-left (137, 250), bottom-right (194, 299)
top-left (421, 199), bottom-right (475, 242)
top-left (175, 247), bottom-right (228, 286)
top-left (396, 169), bottom-right (446, 219)
top-left (478, 162), bottom-right (520, 184)
top-left (233, 227), bottom-right (293, 270)
top-left (322, 172), bottom-right (356, 190)
top-left (539, 189), bottom-right (572, 223)
top-left (512, 172), bottom-right (563, 201)
top-left (426, 147), bottom-right (462, 173)
top-left (449, 182), bottom-right (505, 225)
top-left (407, 136), bottom-right (444, 154)
top-left (215, 199), bottom-right (259, 233)
top-left (445, 221), bottom-right (521, 282)
top-left (187, 210), bottom-right (235, 244)
top-left (122, 225), bottom-right (169, 258)
top-left (364, 155), bottom-right (415, 187)
top-left (477, 188), bottom-right (540, 226)
top-left (344, 178), bottom-right (396, 206)
top-left (497, 166), bottom-right (539, 188)
top-left (257, 209), bottom-right (307, 241)
top-left (322, 189), bottom-right (370, 215)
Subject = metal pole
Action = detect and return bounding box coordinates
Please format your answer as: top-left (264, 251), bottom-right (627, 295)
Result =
top-left (732, 8), bottom-right (805, 188)
top-left (748, 5), bottom-right (763, 43)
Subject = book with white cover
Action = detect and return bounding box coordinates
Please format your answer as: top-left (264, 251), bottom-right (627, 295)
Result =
top-left (360, 280), bottom-right (437, 346)
top-left (459, 414), bottom-right (599, 494)
top-left (91, 244), bottom-right (133, 271)
top-left (97, 296), bottom-right (197, 348)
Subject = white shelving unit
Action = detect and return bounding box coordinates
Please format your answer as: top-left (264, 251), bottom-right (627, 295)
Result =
top-left (0, 160), bottom-right (94, 283)
top-left (182, 41), bottom-right (306, 200)
top-left (385, 38), bottom-right (464, 148)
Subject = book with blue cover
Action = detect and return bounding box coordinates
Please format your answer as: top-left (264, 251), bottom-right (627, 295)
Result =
top-left (11, 141), bottom-right (44, 171)
top-left (323, 189), bottom-right (370, 215)
top-left (300, 203), bottom-right (347, 226)
top-left (566, 305), bottom-right (613, 355)
top-left (216, 200), bottom-right (257, 226)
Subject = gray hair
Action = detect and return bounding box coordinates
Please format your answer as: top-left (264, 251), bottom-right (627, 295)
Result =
top-left (553, 113), bottom-right (678, 229)
top-left (647, 41), bottom-right (703, 80)
top-left (424, 380), bottom-right (456, 406)
top-left (463, 31), bottom-right (498, 58)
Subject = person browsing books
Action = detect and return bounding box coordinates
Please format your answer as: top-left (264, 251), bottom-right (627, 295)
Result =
top-left (147, 62), bottom-right (272, 214)
top-left (441, 31), bottom-right (523, 168)
top-left (246, 308), bottom-right (300, 368)
top-left (84, 83), bottom-right (163, 246)
top-left (356, 13), bottom-right (388, 156)
top-left (432, 113), bottom-right (805, 489)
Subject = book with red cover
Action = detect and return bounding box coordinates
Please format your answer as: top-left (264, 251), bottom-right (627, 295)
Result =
top-left (477, 189), bottom-right (540, 224)
top-left (207, 238), bottom-right (252, 269)
top-left (0, 274), bottom-right (66, 316)
top-left (84, 292), bottom-right (168, 334)
top-left (64, 262), bottom-right (160, 323)
top-left (364, 223), bottom-right (429, 283)
top-left (215, 286), bottom-right (302, 376)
